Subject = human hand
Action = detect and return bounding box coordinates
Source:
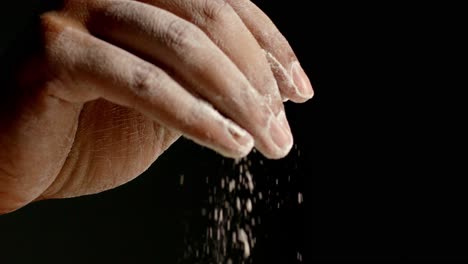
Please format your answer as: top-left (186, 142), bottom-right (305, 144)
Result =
top-left (0, 0), bottom-right (313, 214)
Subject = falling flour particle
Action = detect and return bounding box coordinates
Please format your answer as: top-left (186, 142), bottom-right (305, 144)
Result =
top-left (297, 252), bottom-right (303, 262)
top-left (229, 179), bottom-right (236, 192)
top-left (246, 199), bottom-right (253, 213)
top-left (179, 174), bottom-right (184, 186)
top-left (236, 197), bottom-right (241, 211)
top-left (219, 210), bottom-right (224, 222)
top-left (238, 228), bottom-right (251, 258)
top-left (214, 208), bottom-right (219, 221)
top-left (246, 171), bottom-right (254, 193)
top-left (298, 192), bottom-right (303, 204)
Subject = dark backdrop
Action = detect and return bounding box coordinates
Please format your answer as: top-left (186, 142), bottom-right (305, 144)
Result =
top-left (0, 1), bottom-right (462, 263)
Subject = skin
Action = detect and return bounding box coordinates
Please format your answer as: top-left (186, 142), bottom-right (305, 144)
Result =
top-left (0, 0), bottom-right (313, 214)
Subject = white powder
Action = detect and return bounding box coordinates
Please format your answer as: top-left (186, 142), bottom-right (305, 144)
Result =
top-left (179, 174), bottom-right (184, 186)
top-left (182, 157), bottom-right (257, 263)
top-left (229, 179), bottom-right (236, 192)
top-left (246, 171), bottom-right (254, 193)
top-left (183, 145), bottom-right (304, 263)
top-left (238, 228), bottom-right (251, 258)
top-left (246, 199), bottom-right (253, 212)
top-left (297, 252), bottom-right (303, 262)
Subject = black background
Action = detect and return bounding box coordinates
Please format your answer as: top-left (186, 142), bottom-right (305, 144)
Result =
top-left (0, 1), bottom-right (463, 263)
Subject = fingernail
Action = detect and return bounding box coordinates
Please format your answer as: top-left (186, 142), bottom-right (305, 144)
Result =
top-left (276, 111), bottom-right (293, 138)
top-left (269, 116), bottom-right (293, 154)
top-left (291, 61), bottom-right (314, 99)
top-left (227, 124), bottom-right (254, 151)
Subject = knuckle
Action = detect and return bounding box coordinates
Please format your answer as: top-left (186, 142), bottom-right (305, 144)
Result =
top-left (39, 14), bottom-right (69, 43)
top-left (37, 13), bottom-right (88, 84)
top-left (132, 65), bottom-right (156, 95)
top-left (35, 14), bottom-right (75, 87)
top-left (130, 64), bottom-right (167, 102)
top-left (39, 12), bottom-right (66, 42)
top-left (199, 0), bottom-right (235, 23)
top-left (39, 11), bottom-right (86, 54)
top-left (39, 13), bottom-right (72, 61)
top-left (164, 19), bottom-right (201, 49)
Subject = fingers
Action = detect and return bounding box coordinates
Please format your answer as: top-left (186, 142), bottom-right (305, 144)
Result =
top-left (84, 0), bottom-right (292, 158)
top-left (44, 20), bottom-right (255, 159)
top-left (226, 0), bottom-right (314, 103)
top-left (138, 0), bottom-right (284, 111)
